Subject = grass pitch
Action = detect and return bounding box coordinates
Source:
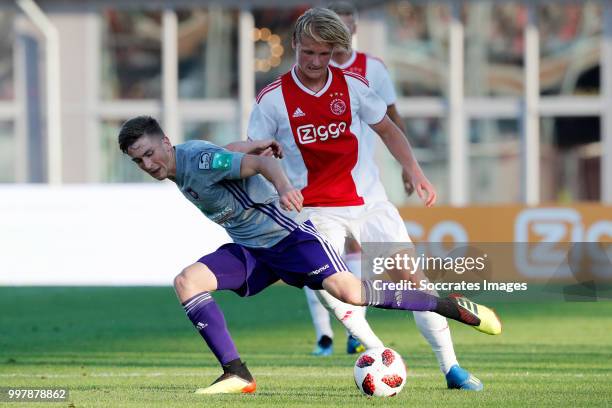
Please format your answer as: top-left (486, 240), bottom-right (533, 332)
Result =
top-left (0, 286), bottom-right (610, 407)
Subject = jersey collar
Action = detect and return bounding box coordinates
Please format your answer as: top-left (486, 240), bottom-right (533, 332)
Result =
top-left (291, 65), bottom-right (333, 97)
top-left (330, 50), bottom-right (357, 70)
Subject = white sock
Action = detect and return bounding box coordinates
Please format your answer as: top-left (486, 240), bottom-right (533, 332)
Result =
top-left (413, 311), bottom-right (458, 374)
top-left (343, 253), bottom-right (367, 330)
top-left (315, 289), bottom-right (384, 350)
top-left (413, 284), bottom-right (458, 374)
top-left (304, 287), bottom-right (333, 340)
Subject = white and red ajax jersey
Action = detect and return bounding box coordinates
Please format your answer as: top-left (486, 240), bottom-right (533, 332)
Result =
top-left (330, 52), bottom-right (398, 186)
top-left (330, 51), bottom-right (397, 106)
top-left (247, 66), bottom-right (388, 207)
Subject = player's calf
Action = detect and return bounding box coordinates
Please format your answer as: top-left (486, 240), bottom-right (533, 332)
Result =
top-left (175, 262), bottom-right (254, 393)
top-left (180, 290), bottom-right (243, 366)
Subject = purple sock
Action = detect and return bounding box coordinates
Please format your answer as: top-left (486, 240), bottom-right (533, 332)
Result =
top-left (182, 292), bottom-right (240, 365)
top-left (361, 280), bottom-right (438, 311)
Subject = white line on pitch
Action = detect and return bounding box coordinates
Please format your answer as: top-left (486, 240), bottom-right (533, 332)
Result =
top-left (0, 372), bottom-right (608, 379)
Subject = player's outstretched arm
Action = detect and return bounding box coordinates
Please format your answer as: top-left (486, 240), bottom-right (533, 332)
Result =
top-left (239, 155), bottom-right (303, 212)
top-left (370, 116), bottom-right (437, 207)
top-left (224, 139), bottom-right (283, 158)
top-left (384, 105), bottom-right (415, 196)
top-left (386, 104), bottom-right (406, 134)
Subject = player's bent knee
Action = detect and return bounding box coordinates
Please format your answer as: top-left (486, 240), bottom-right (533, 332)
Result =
top-left (173, 272), bottom-right (190, 293)
top-left (174, 263), bottom-right (218, 294)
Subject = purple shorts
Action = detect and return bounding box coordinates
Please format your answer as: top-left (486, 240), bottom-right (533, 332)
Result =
top-left (197, 220), bottom-right (347, 297)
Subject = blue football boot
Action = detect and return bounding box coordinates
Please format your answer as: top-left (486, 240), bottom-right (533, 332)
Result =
top-left (446, 364), bottom-right (484, 391)
top-left (312, 335), bottom-right (333, 356)
top-left (346, 335), bottom-right (365, 354)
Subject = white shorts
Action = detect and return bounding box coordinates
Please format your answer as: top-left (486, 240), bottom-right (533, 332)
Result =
top-left (303, 200), bottom-right (412, 257)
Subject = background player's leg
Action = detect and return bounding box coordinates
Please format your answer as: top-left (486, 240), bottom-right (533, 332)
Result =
top-left (343, 248), bottom-right (368, 353)
top-left (314, 289), bottom-right (384, 350)
top-left (304, 210), bottom-right (385, 352)
top-left (413, 311), bottom-right (458, 374)
top-left (303, 253), bottom-right (369, 354)
top-left (343, 251), bottom-right (364, 309)
top-left (304, 286), bottom-right (334, 355)
top-left (387, 256), bottom-right (460, 374)
top-left (359, 202), bottom-right (460, 376)
top-left (413, 278), bottom-right (459, 374)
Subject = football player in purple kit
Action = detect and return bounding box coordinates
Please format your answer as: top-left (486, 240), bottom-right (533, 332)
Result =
top-left (118, 116), bottom-right (502, 394)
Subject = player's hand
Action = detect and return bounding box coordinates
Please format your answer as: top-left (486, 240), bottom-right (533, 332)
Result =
top-left (250, 139), bottom-right (283, 159)
top-left (404, 168), bottom-right (437, 207)
top-left (401, 168), bottom-right (415, 196)
top-left (279, 186), bottom-right (303, 212)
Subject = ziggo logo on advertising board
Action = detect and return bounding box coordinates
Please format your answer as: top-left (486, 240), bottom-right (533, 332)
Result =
top-left (404, 208), bottom-right (612, 279)
top-left (514, 208), bottom-right (611, 278)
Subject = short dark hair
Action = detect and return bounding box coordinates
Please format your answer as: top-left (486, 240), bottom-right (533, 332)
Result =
top-left (118, 116), bottom-right (165, 153)
top-left (327, 1), bottom-right (357, 17)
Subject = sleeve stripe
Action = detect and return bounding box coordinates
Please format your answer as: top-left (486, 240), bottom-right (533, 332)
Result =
top-left (256, 79), bottom-right (281, 97)
top-left (343, 70), bottom-right (369, 87)
top-left (256, 80), bottom-right (282, 103)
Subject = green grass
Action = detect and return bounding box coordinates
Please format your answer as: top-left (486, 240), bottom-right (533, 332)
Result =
top-left (0, 286), bottom-right (611, 407)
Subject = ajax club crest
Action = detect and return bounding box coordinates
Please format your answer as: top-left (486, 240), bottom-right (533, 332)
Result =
top-left (330, 98), bottom-right (346, 116)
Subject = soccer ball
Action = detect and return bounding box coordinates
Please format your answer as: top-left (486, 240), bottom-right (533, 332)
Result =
top-left (353, 347), bottom-right (407, 397)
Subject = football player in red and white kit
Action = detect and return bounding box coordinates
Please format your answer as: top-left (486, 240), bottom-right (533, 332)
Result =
top-left (247, 8), bottom-right (484, 390)
top-left (300, 2), bottom-right (417, 358)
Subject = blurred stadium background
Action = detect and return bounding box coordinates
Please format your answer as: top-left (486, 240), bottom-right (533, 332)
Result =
top-left (1, 0), bottom-right (611, 285)
top-left (0, 2), bottom-right (610, 406)
top-left (0, 0), bottom-right (610, 200)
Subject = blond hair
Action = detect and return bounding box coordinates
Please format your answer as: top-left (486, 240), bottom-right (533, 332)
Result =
top-left (292, 8), bottom-right (351, 52)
